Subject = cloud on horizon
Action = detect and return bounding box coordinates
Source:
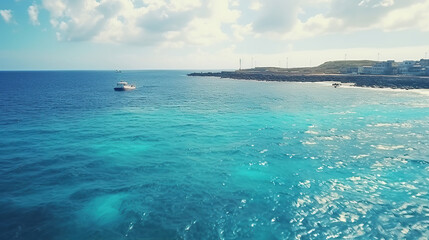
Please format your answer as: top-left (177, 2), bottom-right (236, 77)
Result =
top-left (0, 9), bottom-right (13, 23)
top-left (28, 5), bottom-right (40, 25)
top-left (41, 0), bottom-right (240, 46)
top-left (30, 0), bottom-right (429, 48)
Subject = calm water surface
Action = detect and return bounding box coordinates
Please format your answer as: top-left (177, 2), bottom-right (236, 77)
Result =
top-left (0, 71), bottom-right (428, 239)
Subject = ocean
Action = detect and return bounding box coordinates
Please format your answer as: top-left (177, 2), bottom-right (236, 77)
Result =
top-left (0, 70), bottom-right (428, 239)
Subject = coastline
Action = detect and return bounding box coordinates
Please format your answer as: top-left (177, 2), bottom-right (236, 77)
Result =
top-left (311, 81), bottom-right (429, 96)
top-left (188, 71), bottom-right (429, 90)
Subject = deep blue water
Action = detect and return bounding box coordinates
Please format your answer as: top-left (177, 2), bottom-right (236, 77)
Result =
top-left (0, 71), bottom-right (428, 239)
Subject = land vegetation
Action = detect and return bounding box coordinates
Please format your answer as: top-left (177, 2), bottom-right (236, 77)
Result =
top-left (188, 60), bottom-right (429, 89)
top-left (241, 60), bottom-right (378, 74)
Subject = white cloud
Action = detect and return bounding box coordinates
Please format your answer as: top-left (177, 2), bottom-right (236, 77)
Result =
top-left (42, 0), bottom-right (66, 18)
top-left (251, 0), bottom-right (300, 33)
top-left (42, 0), bottom-right (240, 46)
top-left (4, 0), bottom-right (429, 70)
top-left (183, 18), bottom-right (228, 45)
top-left (208, 0), bottom-right (240, 23)
top-left (38, 0), bottom-right (429, 51)
top-left (306, 0), bottom-right (332, 3)
top-left (375, 0), bottom-right (395, 7)
top-left (358, 0), bottom-right (394, 7)
top-left (177, 0), bottom-right (240, 45)
top-left (0, 9), bottom-right (12, 23)
top-left (231, 23), bottom-right (254, 41)
top-left (358, 0), bottom-right (371, 6)
top-left (283, 14), bottom-right (343, 40)
top-left (274, 0), bottom-right (426, 40)
top-left (249, 1), bottom-right (262, 10)
top-left (28, 5), bottom-right (40, 25)
top-left (380, 1), bottom-right (429, 31)
top-left (168, 0), bottom-right (201, 12)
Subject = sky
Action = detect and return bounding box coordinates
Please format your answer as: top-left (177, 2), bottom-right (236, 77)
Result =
top-left (1, 0), bottom-right (429, 70)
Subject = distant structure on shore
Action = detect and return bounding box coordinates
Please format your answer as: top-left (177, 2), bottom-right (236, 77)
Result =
top-left (344, 59), bottom-right (429, 76)
top-left (188, 58), bottom-right (429, 89)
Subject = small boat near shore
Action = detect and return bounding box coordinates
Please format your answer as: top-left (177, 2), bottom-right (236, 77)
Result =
top-left (332, 83), bottom-right (341, 88)
top-left (114, 81), bottom-right (136, 91)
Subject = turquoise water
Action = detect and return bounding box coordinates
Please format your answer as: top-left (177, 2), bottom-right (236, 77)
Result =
top-left (0, 71), bottom-right (428, 239)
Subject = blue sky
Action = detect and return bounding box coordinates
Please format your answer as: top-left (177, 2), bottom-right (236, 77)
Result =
top-left (1, 0), bottom-right (429, 70)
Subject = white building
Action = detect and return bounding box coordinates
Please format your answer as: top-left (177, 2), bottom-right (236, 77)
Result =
top-left (371, 60), bottom-right (394, 75)
top-left (358, 60), bottom-right (394, 75)
top-left (358, 66), bottom-right (372, 74)
top-left (398, 60), bottom-right (416, 74)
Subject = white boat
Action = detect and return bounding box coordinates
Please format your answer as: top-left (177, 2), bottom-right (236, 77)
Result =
top-left (114, 81), bottom-right (136, 91)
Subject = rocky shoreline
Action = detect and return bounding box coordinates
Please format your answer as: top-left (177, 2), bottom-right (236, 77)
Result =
top-left (188, 71), bottom-right (429, 89)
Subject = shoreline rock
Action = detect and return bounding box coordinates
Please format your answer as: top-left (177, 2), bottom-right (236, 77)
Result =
top-left (188, 71), bottom-right (429, 89)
